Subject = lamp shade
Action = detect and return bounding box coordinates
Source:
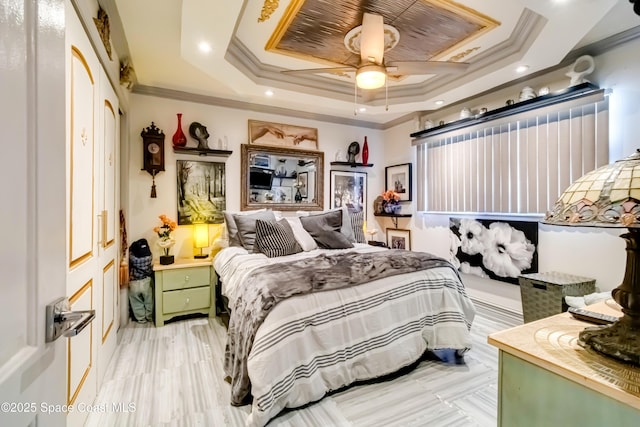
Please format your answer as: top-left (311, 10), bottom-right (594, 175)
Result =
top-left (193, 223), bottom-right (209, 249)
top-left (356, 64), bottom-right (386, 89)
top-left (544, 150), bottom-right (640, 228)
top-left (544, 149), bottom-right (640, 366)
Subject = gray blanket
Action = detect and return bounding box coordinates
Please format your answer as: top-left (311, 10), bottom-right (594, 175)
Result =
top-left (224, 249), bottom-right (456, 405)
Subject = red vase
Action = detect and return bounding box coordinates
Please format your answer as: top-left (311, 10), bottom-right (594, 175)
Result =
top-left (362, 136), bottom-right (369, 165)
top-left (172, 113), bottom-right (187, 147)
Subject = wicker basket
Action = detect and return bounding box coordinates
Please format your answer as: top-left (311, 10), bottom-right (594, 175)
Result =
top-left (519, 272), bottom-right (596, 323)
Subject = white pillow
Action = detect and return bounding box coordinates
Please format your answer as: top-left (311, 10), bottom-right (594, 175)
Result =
top-left (284, 217), bottom-right (318, 251)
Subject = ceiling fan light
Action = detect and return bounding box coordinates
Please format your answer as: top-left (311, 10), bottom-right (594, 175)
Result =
top-left (356, 65), bottom-right (386, 89)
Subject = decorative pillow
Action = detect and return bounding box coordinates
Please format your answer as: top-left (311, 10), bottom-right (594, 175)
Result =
top-left (350, 210), bottom-right (366, 243)
top-left (298, 207), bottom-right (355, 242)
top-left (284, 217), bottom-right (318, 251)
top-left (299, 209), bottom-right (354, 249)
top-left (254, 219), bottom-right (303, 258)
top-left (233, 210), bottom-right (277, 252)
top-left (223, 209), bottom-right (266, 247)
top-left (311, 229), bottom-right (354, 249)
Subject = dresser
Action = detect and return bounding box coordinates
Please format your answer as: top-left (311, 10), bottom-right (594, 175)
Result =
top-left (488, 301), bottom-right (640, 427)
top-left (153, 259), bottom-right (215, 326)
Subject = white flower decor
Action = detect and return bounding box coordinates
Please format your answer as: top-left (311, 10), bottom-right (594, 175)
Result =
top-left (450, 217), bottom-right (537, 283)
top-left (448, 230), bottom-right (462, 269)
top-left (481, 222), bottom-right (535, 278)
top-left (458, 218), bottom-right (486, 255)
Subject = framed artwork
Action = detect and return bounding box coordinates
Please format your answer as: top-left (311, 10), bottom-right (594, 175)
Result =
top-left (449, 217), bottom-right (538, 285)
top-left (330, 170), bottom-right (367, 217)
top-left (385, 163), bottom-right (412, 201)
top-left (248, 119), bottom-right (318, 150)
top-left (176, 160), bottom-right (226, 225)
top-left (386, 228), bottom-right (411, 250)
top-left (297, 171), bottom-right (308, 198)
top-left (271, 186), bottom-right (292, 203)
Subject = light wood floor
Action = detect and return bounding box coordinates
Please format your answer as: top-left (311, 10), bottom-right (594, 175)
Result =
top-left (86, 303), bottom-right (521, 427)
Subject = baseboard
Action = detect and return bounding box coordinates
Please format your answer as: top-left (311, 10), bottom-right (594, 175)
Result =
top-left (470, 297), bottom-right (523, 327)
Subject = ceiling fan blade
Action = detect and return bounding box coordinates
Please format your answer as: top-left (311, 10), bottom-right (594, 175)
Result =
top-left (387, 61), bottom-right (470, 75)
top-left (281, 66), bottom-right (355, 76)
top-left (360, 13), bottom-right (384, 65)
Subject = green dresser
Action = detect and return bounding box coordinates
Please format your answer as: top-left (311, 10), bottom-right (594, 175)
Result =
top-left (488, 302), bottom-right (640, 427)
top-left (153, 259), bottom-right (215, 326)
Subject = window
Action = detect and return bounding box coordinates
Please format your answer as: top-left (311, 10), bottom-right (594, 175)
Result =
top-left (413, 90), bottom-right (609, 214)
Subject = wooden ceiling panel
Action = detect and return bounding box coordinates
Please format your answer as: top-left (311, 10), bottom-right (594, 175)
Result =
top-left (267, 0), bottom-right (499, 67)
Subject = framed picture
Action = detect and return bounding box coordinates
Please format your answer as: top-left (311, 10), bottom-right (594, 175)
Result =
top-left (176, 160), bottom-right (226, 225)
top-left (248, 119), bottom-right (318, 150)
top-left (449, 217), bottom-right (538, 285)
top-left (271, 186), bottom-right (292, 203)
top-left (297, 171), bottom-right (308, 198)
top-left (385, 163), bottom-right (412, 201)
top-left (330, 170), bottom-right (367, 217)
top-left (386, 228), bottom-right (411, 250)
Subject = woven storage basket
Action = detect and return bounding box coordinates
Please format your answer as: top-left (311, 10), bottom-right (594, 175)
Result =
top-left (519, 272), bottom-right (596, 323)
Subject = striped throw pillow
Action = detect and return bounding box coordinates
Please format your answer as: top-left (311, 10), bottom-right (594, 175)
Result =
top-left (254, 219), bottom-right (303, 258)
top-left (350, 211), bottom-right (366, 243)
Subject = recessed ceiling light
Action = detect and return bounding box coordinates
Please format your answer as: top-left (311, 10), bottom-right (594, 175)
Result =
top-left (359, 107), bottom-right (367, 113)
top-left (265, 90), bottom-right (274, 97)
top-left (198, 41), bottom-right (212, 53)
top-left (434, 100), bottom-right (444, 106)
top-left (516, 65), bottom-right (529, 73)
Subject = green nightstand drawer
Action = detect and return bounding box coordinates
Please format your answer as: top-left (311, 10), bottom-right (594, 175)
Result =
top-left (163, 286), bottom-right (210, 314)
top-left (162, 266), bottom-right (210, 291)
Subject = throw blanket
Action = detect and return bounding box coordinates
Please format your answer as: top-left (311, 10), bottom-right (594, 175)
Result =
top-left (224, 249), bottom-right (457, 405)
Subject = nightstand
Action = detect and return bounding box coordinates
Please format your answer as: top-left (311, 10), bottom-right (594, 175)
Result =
top-left (153, 258), bottom-right (215, 326)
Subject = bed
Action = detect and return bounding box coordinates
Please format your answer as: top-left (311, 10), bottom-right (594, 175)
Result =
top-left (214, 209), bottom-right (476, 427)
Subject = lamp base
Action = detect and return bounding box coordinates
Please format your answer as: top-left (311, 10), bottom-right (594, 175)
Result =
top-left (578, 316), bottom-right (640, 366)
top-left (194, 254), bottom-right (208, 259)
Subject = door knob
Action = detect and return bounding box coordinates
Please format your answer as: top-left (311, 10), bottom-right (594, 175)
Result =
top-left (45, 297), bottom-right (95, 343)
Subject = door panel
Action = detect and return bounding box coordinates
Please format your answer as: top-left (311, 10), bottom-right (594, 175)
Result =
top-left (0, 0), bottom-right (67, 426)
top-left (69, 46), bottom-right (95, 268)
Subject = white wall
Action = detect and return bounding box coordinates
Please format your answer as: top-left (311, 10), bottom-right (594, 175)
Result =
top-left (126, 93), bottom-right (385, 258)
top-left (381, 37), bottom-right (640, 313)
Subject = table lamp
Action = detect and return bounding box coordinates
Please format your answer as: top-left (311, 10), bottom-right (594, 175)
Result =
top-left (544, 149), bottom-right (640, 365)
top-left (193, 223), bottom-right (209, 259)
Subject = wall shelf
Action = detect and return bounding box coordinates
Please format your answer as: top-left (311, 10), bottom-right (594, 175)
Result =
top-left (330, 161), bottom-right (374, 167)
top-left (173, 146), bottom-right (233, 157)
top-left (374, 213), bottom-right (412, 228)
top-left (410, 82), bottom-right (601, 139)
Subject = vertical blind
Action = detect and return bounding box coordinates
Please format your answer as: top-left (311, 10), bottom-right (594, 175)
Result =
top-left (414, 91), bottom-right (609, 214)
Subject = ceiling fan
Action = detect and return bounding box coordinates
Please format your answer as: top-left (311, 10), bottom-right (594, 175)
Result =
top-left (282, 13), bottom-right (470, 90)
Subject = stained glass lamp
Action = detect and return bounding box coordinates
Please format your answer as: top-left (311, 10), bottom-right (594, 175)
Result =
top-left (544, 149), bottom-right (640, 365)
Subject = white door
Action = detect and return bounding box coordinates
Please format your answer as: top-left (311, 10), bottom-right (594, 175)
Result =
top-left (0, 0), bottom-right (68, 426)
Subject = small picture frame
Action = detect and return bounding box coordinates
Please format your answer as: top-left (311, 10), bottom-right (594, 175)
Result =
top-left (385, 163), bottom-right (412, 201)
top-left (386, 228), bottom-right (411, 250)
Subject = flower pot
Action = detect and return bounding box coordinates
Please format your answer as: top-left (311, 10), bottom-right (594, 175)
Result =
top-left (159, 255), bottom-right (174, 265)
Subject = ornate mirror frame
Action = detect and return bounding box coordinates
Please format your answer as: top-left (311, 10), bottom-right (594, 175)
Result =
top-left (241, 144), bottom-right (324, 211)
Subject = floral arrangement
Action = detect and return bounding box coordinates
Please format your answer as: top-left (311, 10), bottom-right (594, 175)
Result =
top-left (154, 214), bottom-right (177, 256)
top-left (382, 190), bottom-right (401, 205)
top-left (379, 190), bottom-right (402, 214)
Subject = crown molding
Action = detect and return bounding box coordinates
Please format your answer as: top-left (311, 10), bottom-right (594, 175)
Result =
top-left (132, 85), bottom-right (385, 129)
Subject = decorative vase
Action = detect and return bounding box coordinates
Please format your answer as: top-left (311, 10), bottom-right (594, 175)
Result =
top-left (295, 187), bottom-right (302, 202)
top-left (362, 136), bottom-right (369, 165)
top-left (172, 113), bottom-right (187, 147)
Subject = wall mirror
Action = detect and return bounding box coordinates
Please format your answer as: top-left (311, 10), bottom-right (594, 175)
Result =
top-left (241, 144), bottom-right (324, 211)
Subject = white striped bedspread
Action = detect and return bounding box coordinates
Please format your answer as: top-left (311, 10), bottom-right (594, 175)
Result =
top-left (214, 245), bottom-right (476, 427)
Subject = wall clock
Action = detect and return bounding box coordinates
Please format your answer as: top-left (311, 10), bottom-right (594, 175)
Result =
top-left (140, 122), bottom-right (165, 198)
